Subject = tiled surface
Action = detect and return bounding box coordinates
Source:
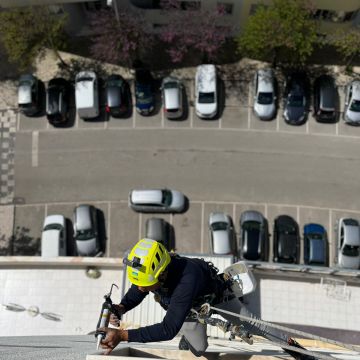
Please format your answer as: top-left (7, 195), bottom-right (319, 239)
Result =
top-left (0, 109), bottom-right (16, 205)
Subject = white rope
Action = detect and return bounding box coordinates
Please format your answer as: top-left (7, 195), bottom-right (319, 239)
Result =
top-left (210, 305), bottom-right (360, 354)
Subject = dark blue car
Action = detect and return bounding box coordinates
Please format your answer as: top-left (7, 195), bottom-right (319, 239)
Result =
top-left (303, 223), bottom-right (327, 266)
top-left (135, 69), bottom-right (155, 116)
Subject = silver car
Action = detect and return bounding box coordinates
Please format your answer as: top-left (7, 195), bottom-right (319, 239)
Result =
top-left (73, 204), bottom-right (100, 256)
top-left (337, 218), bottom-right (360, 269)
top-left (209, 212), bottom-right (235, 255)
top-left (344, 80), bottom-right (360, 124)
top-left (129, 189), bottom-right (185, 213)
top-left (161, 77), bottom-right (183, 120)
top-left (253, 69), bottom-right (276, 120)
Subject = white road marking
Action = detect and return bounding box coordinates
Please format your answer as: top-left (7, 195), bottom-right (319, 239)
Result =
top-left (107, 201), bottom-right (111, 257)
top-left (16, 111), bottom-right (20, 131)
top-left (201, 202), bottom-right (205, 253)
top-left (31, 131), bottom-right (39, 167)
top-left (248, 83), bottom-right (252, 129)
top-left (219, 117), bottom-right (222, 129)
top-left (138, 212), bottom-right (142, 240)
top-left (336, 122), bottom-right (339, 136)
top-left (306, 119), bottom-right (309, 134)
top-left (161, 107), bottom-right (165, 128)
top-left (190, 107), bottom-right (194, 128)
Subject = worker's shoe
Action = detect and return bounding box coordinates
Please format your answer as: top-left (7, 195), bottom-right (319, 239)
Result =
top-left (285, 338), bottom-right (317, 360)
top-left (178, 335), bottom-right (190, 351)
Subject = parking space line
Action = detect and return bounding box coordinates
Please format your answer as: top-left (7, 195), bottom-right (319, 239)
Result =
top-left (161, 107), bottom-right (164, 128)
top-left (248, 83), bottom-right (251, 129)
top-left (306, 120), bottom-right (309, 134)
top-left (31, 131), bottom-right (39, 167)
top-left (107, 201), bottom-right (111, 257)
top-left (138, 212), bottom-right (142, 240)
top-left (329, 209), bottom-right (333, 266)
top-left (264, 203), bottom-right (268, 218)
top-left (276, 112), bottom-right (280, 132)
top-left (219, 117), bottom-right (222, 129)
top-left (336, 122), bottom-right (339, 136)
top-left (190, 107), bottom-right (193, 128)
top-left (45, 203), bottom-right (48, 217)
top-left (16, 111), bottom-right (20, 131)
top-left (232, 203), bottom-right (236, 223)
top-left (170, 213), bottom-right (173, 226)
top-left (296, 206), bottom-right (300, 222)
top-left (75, 114), bottom-right (79, 129)
top-left (133, 109), bottom-right (136, 128)
top-left (200, 202), bottom-right (204, 253)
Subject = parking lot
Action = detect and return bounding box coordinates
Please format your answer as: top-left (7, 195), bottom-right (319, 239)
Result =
top-left (15, 78), bottom-right (360, 139)
top-left (12, 198), bottom-right (360, 268)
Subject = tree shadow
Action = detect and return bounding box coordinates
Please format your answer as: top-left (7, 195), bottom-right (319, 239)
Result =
top-left (11, 226), bottom-right (40, 256)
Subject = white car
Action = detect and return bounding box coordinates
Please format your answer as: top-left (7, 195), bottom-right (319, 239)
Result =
top-left (161, 76), bottom-right (183, 120)
top-left (344, 80), bottom-right (360, 124)
top-left (337, 218), bottom-right (360, 269)
top-left (209, 212), bottom-right (235, 255)
top-left (129, 189), bottom-right (186, 213)
top-left (41, 215), bottom-right (67, 257)
top-left (253, 69), bottom-right (276, 120)
top-left (195, 64), bottom-right (217, 119)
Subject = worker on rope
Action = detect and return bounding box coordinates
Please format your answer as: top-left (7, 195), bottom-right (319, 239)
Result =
top-left (96, 238), bottom-right (315, 359)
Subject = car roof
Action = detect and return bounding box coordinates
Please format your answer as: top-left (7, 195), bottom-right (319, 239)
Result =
top-left (308, 237), bottom-right (325, 263)
top-left (351, 80), bottom-right (360, 99)
top-left (164, 87), bottom-right (180, 110)
top-left (131, 190), bottom-right (163, 205)
top-left (196, 65), bottom-right (216, 93)
top-left (344, 223), bottom-right (360, 246)
top-left (257, 69), bottom-right (274, 93)
top-left (213, 230), bottom-right (231, 254)
top-left (75, 205), bottom-right (92, 230)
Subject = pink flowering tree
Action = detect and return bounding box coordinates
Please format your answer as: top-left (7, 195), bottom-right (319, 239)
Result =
top-left (158, 0), bottom-right (233, 63)
top-left (89, 9), bottom-right (153, 67)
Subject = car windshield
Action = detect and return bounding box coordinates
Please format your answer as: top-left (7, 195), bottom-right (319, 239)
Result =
top-left (44, 223), bottom-right (62, 231)
top-left (288, 95), bottom-right (303, 107)
top-left (278, 223), bottom-right (296, 235)
top-left (162, 190), bottom-right (172, 206)
top-left (199, 92), bottom-right (215, 104)
top-left (212, 222), bottom-right (228, 231)
top-left (76, 229), bottom-right (94, 241)
top-left (342, 244), bottom-right (360, 257)
top-left (20, 80), bottom-right (32, 86)
top-left (350, 99), bottom-right (360, 112)
top-left (107, 79), bottom-right (123, 87)
top-left (77, 77), bottom-right (93, 82)
top-left (163, 82), bottom-right (178, 89)
top-left (258, 92), bottom-right (273, 105)
top-left (243, 221), bottom-right (260, 231)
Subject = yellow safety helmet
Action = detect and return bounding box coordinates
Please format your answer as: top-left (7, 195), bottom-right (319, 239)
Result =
top-left (123, 238), bottom-right (171, 287)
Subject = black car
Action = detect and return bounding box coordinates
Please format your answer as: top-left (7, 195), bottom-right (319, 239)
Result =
top-left (145, 217), bottom-right (170, 251)
top-left (18, 74), bottom-right (41, 116)
top-left (283, 73), bottom-right (308, 125)
top-left (135, 69), bottom-right (155, 116)
top-left (273, 215), bottom-right (300, 263)
top-left (313, 75), bottom-right (337, 123)
top-left (105, 74), bottom-right (130, 118)
top-left (46, 78), bottom-right (70, 125)
top-left (239, 210), bottom-right (269, 261)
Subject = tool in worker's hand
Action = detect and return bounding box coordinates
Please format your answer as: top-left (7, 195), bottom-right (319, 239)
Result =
top-left (95, 283), bottom-right (122, 350)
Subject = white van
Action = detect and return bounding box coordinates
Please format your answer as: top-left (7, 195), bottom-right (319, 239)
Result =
top-left (75, 71), bottom-right (99, 119)
top-left (41, 215), bottom-right (67, 257)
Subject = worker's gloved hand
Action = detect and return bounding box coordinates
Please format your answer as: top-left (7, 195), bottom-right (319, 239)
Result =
top-left (110, 304), bottom-right (125, 327)
top-left (97, 327), bottom-right (128, 355)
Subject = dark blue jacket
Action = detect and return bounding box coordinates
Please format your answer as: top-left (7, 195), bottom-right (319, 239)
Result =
top-left (121, 256), bottom-right (221, 343)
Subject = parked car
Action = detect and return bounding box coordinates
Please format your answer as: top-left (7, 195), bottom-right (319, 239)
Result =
top-left (313, 75), bottom-right (337, 123)
top-left (75, 71), bottom-right (99, 119)
top-left (135, 69), bottom-right (155, 116)
top-left (337, 218), bottom-right (360, 269)
top-left (303, 223), bottom-right (327, 265)
top-left (344, 80), bottom-right (360, 125)
top-left (273, 215), bottom-right (300, 263)
top-left (46, 78), bottom-right (70, 125)
top-left (195, 64), bottom-right (217, 119)
top-left (209, 212), bottom-right (235, 255)
top-left (161, 76), bottom-right (183, 120)
top-left (239, 210), bottom-right (269, 261)
top-left (18, 74), bottom-right (41, 116)
top-left (129, 189), bottom-right (185, 213)
top-left (41, 215), bottom-right (67, 257)
top-left (73, 204), bottom-right (100, 256)
top-left (145, 217), bottom-right (170, 250)
top-left (253, 69), bottom-right (276, 120)
top-left (283, 73), bottom-right (308, 125)
top-left (105, 74), bottom-right (130, 118)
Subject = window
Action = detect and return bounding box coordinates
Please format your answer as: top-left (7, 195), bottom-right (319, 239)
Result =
top-left (180, 1), bottom-right (200, 10)
top-left (312, 9), bottom-right (359, 23)
top-left (217, 2), bottom-right (233, 15)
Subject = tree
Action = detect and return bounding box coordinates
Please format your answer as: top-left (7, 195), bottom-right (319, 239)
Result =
top-left (0, 6), bottom-right (68, 70)
top-left (330, 29), bottom-right (360, 67)
top-left (158, 0), bottom-right (233, 63)
top-left (237, 0), bottom-right (318, 66)
top-left (89, 9), bottom-right (153, 67)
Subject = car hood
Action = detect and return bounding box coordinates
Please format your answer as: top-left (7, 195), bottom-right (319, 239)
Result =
top-left (170, 190), bottom-right (185, 210)
top-left (196, 102), bottom-right (217, 116)
top-left (345, 109), bottom-right (360, 123)
top-left (285, 105), bottom-right (305, 122)
top-left (339, 253), bottom-right (360, 269)
top-left (76, 237), bottom-right (97, 256)
top-left (254, 103), bottom-right (275, 119)
top-left (213, 230), bottom-right (231, 254)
